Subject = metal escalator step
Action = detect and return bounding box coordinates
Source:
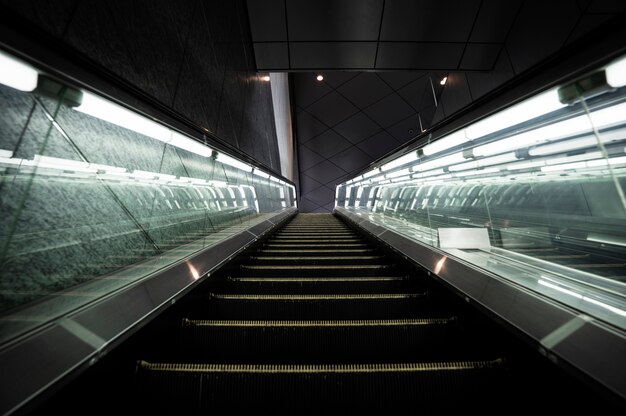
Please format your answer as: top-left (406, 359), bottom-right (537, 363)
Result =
top-left (210, 293), bottom-right (422, 300)
top-left (246, 255), bottom-right (385, 265)
top-left (204, 292), bottom-right (433, 320)
top-left (135, 359), bottom-right (505, 410)
top-left (241, 264), bottom-right (390, 270)
top-left (222, 276), bottom-right (410, 294)
top-left (179, 318), bottom-right (464, 363)
top-left (257, 249), bottom-right (375, 254)
top-left (229, 276), bottom-right (403, 282)
top-left (239, 263), bottom-right (393, 277)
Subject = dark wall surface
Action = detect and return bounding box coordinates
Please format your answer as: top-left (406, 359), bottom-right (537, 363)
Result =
top-left (0, 0), bottom-right (281, 173)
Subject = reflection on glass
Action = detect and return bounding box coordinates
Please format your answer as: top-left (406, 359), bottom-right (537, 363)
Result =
top-left (0, 50), bottom-right (295, 343)
top-left (336, 54), bottom-right (626, 329)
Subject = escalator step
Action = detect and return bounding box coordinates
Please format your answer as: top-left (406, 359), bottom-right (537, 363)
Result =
top-left (179, 318), bottom-right (469, 362)
top-left (135, 359), bottom-right (505, 411)
top-left (246, 255), bottom-right (385, 265)
top-left (239, 264), bottom-right (393, 277)
top-left (221, 276), bottom-right (411, 294)
top-left (203, 292), bottom-right (436, 320)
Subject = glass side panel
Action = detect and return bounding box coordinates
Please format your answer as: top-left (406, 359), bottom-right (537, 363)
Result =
top-left (0, 50), bottom-right (296, 343)
top-left (336, 55), bottom-right (626, 330)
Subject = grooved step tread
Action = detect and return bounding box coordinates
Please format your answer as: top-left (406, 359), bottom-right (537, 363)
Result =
top-left (210, 293), bottom-right (425, 300)
top-left (228, 276), bottom-right (404, 282)
top-left (249, 256), bottom-right (383, 261)
top-left (241, 264), bottom-right (390, 270)
top-left (138, 359), bottom-right (504, 373)
top-left (182, 318), bottom-right (456, 327)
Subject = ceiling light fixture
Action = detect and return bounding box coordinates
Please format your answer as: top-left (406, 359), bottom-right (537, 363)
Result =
top-left (261, 75), bottom-right (270, 82)
top-left (316, 74), bottom-right (324, 81)
top-left (439, 76), bottom-right (448, 86)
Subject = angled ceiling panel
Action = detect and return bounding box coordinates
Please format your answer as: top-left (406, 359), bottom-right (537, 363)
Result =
top-left (290, 42), bottom-right (377, 69)
top-left (363, 93), bottom-right (415, 128)
top-left (246, 0), bottom-right (287, 41)
top-left (337, 73), bottom-right (394, 107)
top-left (295, 111), bottom-right (328, 143)
top-left (329, 146), bottom-right (372, 173)
top-left (356, 130), bottom-right (401, 159)
top-left (253, 42), bottom-right (289, 70)
top-left (380, 0), bottom-right (482, 42)
top-left (376, 42), bottom-right (466, 69)
top-left (469, 0), bottom-right (522, 42)
top-left (459, 43), bottom-right (502, 71)
top-left (286, 0), bottom-right (384, 41)
top-left (303, 159), bottom-right (347, 184)
top-left (333, 112), bottom-right (382, 144)
top-left (305, 91), bottom-right (359, 127)
top-left (303, 129), bottom-right (352, 159)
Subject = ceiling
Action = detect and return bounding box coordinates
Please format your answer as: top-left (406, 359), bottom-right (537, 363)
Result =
top-left (246, 0), bottom-right (626, 212)
top-left (295, 71), bottom-right (445, 212)
top-left (247, 0), bottom-right (514, 71)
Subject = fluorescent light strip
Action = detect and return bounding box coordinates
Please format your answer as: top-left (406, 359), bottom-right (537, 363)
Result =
top-left (465, 89), bottom-right (565, 140)
top-left (606, 55), bottom-right (626, 88)
top-left (448, 152), bottom-right (517, 172)
top-left (414, 152), bottom-right (466, 172)
top-left (380, 152), bottom-right (418, 172)
top-left (216, 153), bottom-right (253, 173)
top-left (0, 50), bottom-right (39, 92)
top-left (252, 169), bottom-right (270, 179)
top-left (363, 169), bottom-right (380, 178)
top-left (541, 156), bottom-right (626, 172)
top-left (422, 130), bottom-right (469, 156)
top-left (529, 128), bottom-right (626, 157)
top-left (454, 167), bottom-right (500, 177)
top-left (386, 168), bottom-right (410, 178)
top-left (475, 102), bottom-right (626, 158)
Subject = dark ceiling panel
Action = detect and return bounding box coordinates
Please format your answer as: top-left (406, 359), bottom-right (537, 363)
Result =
top-left (329, 146), bottom-right (372, 173)
top-left (305, 91), bottom-right (359, 127)
top-left (356, 130), bottom-right (401, 159)
top-left (469, 0), bottom-right (522, 43)
top-left (302, 186), bottom-right (335, 206)
top-left (286, 0), bottom-right (384, 41)
top-left (506, 0), bottom-right (580, 73)
top-left (321, 72), bottom-right (360, 88)
top-left (253, 42), bottom-right (289, 69)
top-left (337, 72), bottom-right (393, 108)
top-left (299, 196), bottom-right (322, 211)
top-left (439, 73), bottom-right (473, 117)
top-left (377, 72), bottom-right (427, 90)
top-left (303, 129), bottom-right (352, 159)
top-left (386, 114), bottom-right (421, 143)
top-left (363, 93), bottom-right (415, 128)
top-left (459, 43), bottom-right (502, 70)
top-left (295, 117), bottom-right (330, 148)
top-left (246, 0), bottom-right (287, 41)
top-left (333, 112), bottom-right (382, 144)
top-left (381, 0), bottom-right (482, 42)
top-left (587, 0), bottom-right (626, 13)
top-left (298, 145), bottom-right (325, 170)
top-left (397, 76), bottom-right (431, 111)
top-left (293, 73), bottom-right (332, 108)
top-left (376, 42), bottom-right (465, 69)
top-left (566, 14), bottom-right (613, 44)
top-left (290, 42), bottom-right (377, 69)
top-left (300, 173), bottom-right (324, 194)
top-left (295, 111), bottom-right (328, 143)
top-left (303, 159), bottom-right (347, 183)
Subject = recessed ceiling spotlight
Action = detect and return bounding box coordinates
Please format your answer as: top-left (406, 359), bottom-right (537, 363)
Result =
top-left (261, 75), bottom-right (271, 82)
top-left (440, 76), bottom-right (448, 86)
top-left (316, 74), bottom-right (324, 81)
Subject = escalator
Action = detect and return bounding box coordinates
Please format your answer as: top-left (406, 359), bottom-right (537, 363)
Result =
top-left (31, 213), bottom-right (621, 414)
